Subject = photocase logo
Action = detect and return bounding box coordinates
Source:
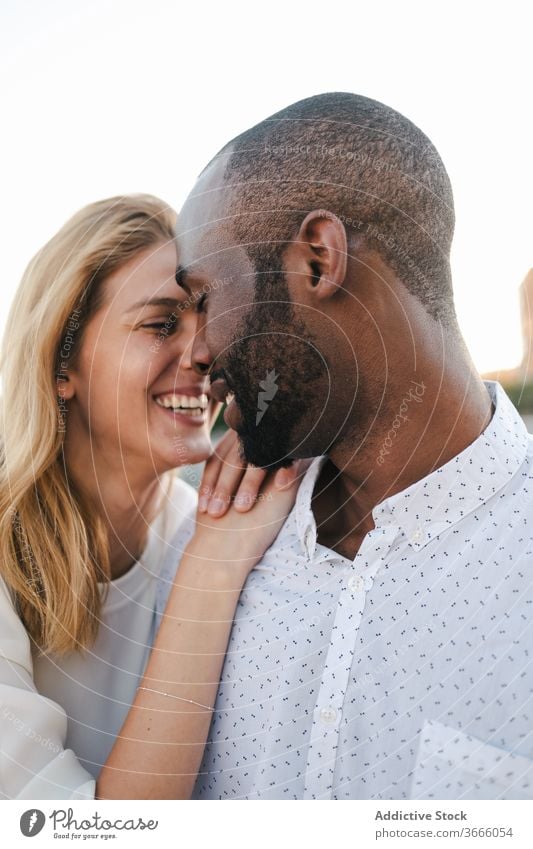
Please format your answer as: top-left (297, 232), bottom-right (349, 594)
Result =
top-left (20, 809), bottom-right (45, 837)
top-left (256, 369), bottom-right (279, 425)
top-left (375, 379), bottom-right (426, 465)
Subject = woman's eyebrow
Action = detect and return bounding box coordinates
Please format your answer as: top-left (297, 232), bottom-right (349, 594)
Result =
top-left (124, 297), bottom-right (182, 313)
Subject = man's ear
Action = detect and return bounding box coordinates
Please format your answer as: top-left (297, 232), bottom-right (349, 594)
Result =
top-left (293, 209), bottom-right (348, 301)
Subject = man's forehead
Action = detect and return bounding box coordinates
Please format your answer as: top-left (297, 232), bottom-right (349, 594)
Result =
top-left (175, 238), bottom-right (253, 295)
top-left (179, 154), bottom-right (232, 232)
top-left (177, 155), bottom-right (254, 284)
top-left (177, 168), bottom-right (234, 265)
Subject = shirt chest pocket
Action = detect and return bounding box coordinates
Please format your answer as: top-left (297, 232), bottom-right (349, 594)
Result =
top-left (410, 719), bottom-right (533, 800)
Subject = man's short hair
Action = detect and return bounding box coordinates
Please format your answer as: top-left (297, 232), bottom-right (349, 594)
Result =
top-left (212, 92), bottom-right (456, 326)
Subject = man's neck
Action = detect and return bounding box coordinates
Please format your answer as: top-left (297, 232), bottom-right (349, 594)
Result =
top-left (312, 370), bottom-right (494, 561)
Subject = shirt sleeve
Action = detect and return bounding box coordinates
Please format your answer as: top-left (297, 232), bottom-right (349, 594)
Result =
top-left (0, 575), bottom-right (96, 799)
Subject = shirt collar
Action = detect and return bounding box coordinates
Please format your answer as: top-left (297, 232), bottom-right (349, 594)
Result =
top-left (294, 456), bottom-right (327, 558)
top-left (294, 381), bottom-right (530, 557)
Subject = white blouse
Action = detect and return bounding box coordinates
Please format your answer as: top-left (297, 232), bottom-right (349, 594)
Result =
top-left (0, 476), bottom-right (197, 800)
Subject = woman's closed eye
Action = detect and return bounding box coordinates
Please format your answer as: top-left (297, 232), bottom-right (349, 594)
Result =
top-left (140, 314), bottom-right (179, 332)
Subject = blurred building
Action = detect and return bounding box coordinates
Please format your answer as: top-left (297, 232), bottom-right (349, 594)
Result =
top-left (482, 269), bottom-right (533, 431)
top-left (483, 269), bottom-right (533, 384)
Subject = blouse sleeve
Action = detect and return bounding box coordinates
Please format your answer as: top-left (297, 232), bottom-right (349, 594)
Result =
top-left (0, 576), bottom-right (96, 799)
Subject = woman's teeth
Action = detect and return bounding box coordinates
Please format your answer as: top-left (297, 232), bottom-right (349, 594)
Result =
top-left (226, 392), bottom-right (235, 405)
top-left (155, 393), bottom-right (208, 416)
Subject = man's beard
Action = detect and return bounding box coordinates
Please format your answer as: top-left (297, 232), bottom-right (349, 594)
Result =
top-left (224, 271), bottom-right (325, 469)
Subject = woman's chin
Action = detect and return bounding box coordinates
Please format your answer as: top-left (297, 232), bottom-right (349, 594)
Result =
top-left (153, 430), bottom-right (213, 472)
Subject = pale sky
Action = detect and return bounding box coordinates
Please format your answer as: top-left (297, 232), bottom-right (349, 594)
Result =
top-left (1, 0), bottom-right (531, 373)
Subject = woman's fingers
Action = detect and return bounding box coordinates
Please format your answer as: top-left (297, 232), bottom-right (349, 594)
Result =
top-left (199, 428), bottom-right (313, 518)
top-left (213, 457), bottom-right (305, 515)
top-left (198, 431), bottom-right (235, 513)
top-left (232, 464), bottom-right (269, 512)
top-left (274, 457), bottom-right (314, 490)
top-left (202, 431), bottom-right (249, 517)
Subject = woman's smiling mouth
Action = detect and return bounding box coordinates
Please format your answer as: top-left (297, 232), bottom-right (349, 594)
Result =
top-left (153, 391), bottom-right (209, 424)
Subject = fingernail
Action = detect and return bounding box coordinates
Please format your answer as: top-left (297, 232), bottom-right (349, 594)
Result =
top-left (208, 497), bottom-right (226, 515)
top-left (235, 493), bottom-right (253, 509)
top-left (198, 493), bottom-right (209, 512)
top-left (275, 468), bottom-right (293, 489)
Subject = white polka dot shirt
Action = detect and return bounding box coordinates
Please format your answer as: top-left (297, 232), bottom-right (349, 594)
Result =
top-left (191, 380), bottom-right (533, 800)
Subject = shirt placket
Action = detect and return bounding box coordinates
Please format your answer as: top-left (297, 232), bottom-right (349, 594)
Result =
top-left (302, 524), bottom-right (398, 799)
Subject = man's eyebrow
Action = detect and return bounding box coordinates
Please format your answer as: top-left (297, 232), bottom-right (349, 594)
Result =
top-left (175, 265), bottom-right (192, 295)
top-left (124, 297), bottom-right (182, 314)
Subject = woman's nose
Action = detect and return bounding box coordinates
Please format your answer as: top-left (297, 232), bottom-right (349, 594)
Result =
top-left (191, 334), bottom-right (212, 376)
top-left (167, 314), bottom-right (196, 371)
top-left (170, 315), bottom-right (212, 375)
top-left (190, 321), bottom-right (213, 376)
top-left (177, 326), bottom-right (202, 373)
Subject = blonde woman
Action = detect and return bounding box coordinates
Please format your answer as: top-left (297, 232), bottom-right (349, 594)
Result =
top-left (0, 195), bottom-right (302, 800)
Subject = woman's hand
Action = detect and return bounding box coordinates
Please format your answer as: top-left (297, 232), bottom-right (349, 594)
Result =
top-left (187, 455), bottom-right (310, 581)
top-left (100, 451), bottom-right (308, 802)
top-left (198, 428), bottom-right (300, 516)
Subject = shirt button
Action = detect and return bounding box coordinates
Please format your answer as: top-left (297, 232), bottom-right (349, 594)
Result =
top-left (348, 574), bottom-right (365, 593)
top-left (319, 706), bottom-right (338, 725)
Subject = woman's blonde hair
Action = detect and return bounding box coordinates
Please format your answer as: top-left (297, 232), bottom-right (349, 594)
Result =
top-left (0, 194), bottom-right (177, 656)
